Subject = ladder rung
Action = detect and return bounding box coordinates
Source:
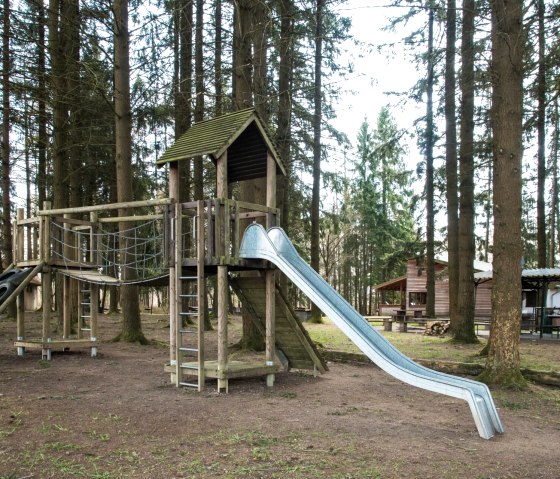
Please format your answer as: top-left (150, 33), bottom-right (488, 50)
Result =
top-left (179, 382), bottom-right (198, 388)
top-left (80, 328), bottom-right (91, 331)
top-left (180, 294), bottom-right (198, 298)
top-left (179, 329), bottom-right (197, 334)
top-left (180, 364), bottom-right (199, 370)
top-left (180, 312), bottom-right (198, 316)
top-left (179, 347), bottom-right (199, 353)
top-left (180, 276), bottom-right (197, 280)
top-left (81, 302), bottom-right (90, 306)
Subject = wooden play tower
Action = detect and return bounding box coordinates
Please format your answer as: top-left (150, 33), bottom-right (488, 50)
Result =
top-left (158, 108), bottom-right (326, 392)
top-left (5, 108), bottom-right (325, 392)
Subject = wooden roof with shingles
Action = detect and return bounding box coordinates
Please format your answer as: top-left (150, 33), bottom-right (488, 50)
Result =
top-left (156, 108), bottom-right (286, 182)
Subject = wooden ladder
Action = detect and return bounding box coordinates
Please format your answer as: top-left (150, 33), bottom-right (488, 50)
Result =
top-left (175, 201), bottom-right (206, 391)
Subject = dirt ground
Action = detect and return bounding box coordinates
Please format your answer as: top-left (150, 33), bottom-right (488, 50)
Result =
top-left (1, 312), bottom-right (560, 479)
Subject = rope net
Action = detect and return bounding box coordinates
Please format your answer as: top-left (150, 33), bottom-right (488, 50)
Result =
top-left (50, 219), bottom-right (169, 285)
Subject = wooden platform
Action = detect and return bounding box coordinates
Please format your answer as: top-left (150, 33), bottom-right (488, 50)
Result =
top-left (230, 277), bottom-right (328, 373)
top-left (165, 360), bottom-right (286, 380)
top-left (14, 338), bottom-right (98, 359)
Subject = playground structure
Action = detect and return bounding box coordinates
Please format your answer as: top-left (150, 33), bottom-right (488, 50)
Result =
top-left (3, 108), bottom-right (503, 439)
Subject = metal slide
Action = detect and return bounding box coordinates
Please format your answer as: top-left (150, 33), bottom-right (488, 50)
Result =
top-left (239, 223), bottom-right (504, 439)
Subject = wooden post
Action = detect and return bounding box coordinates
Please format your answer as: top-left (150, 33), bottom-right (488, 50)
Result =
top-left (265, 269), bottom-right (276, 387)
top-left (62, 213), bottom-right (72, 339)
top-left (89, 211), bottom-right (99, 357)
top-left (265, 149), bottom-right (277, 387)
top-left (174, 200), bottom-right (183, 386)
top-left (168, 162), bottom-right (179, 383)
top-left (42, 201), bottom-right (52, 360)
top-left (16, 208), bottom-right (24, 262)
top-left (64, 275), bottom-right (72, 339)
top-left (217, 264), bottom-right (228, 392)
top-left (16, 209), bottom-right (25, 355)
top-left (90, 283), bottom-right (99, 357)
top-left (197, 200), bottom-right (205, 391)
top-left (216, 151), bottom-right (228, 392)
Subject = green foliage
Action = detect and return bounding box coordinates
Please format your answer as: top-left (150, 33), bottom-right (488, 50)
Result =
top-left (328, 108), bottom-right (421, 313)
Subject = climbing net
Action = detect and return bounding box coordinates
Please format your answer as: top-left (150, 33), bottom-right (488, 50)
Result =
top-left (50, 218), bottom-right (168, 285)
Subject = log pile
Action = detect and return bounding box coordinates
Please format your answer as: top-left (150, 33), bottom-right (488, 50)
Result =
top-left (424, 321), bottom-right (450, 336)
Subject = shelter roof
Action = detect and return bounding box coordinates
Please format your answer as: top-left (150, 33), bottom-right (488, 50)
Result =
top-left (474, 268), bottom-right (560, 283)
top-left (156, 108), bottom-right (286, 182)
top-left (372, 275), bottom-right (407, 291)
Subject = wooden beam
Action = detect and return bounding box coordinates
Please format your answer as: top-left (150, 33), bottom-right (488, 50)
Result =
top-left (216, 151), bottom-right (228, 197)
top-left (38, 198), bottom-right (172, 216)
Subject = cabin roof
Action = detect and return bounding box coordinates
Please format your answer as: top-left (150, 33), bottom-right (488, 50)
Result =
top-left (372, 275), bottom-right (407, 291)
top-left (156, 108), bottom-right (286, 182)
top-left (474, 268), bottom-right (560, 282)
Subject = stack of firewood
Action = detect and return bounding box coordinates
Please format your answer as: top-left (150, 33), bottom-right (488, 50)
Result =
top-left (424, 321), bottom-right (450, 336)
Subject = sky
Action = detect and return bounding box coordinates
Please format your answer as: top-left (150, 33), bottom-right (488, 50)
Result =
top-left (330, 0), bottom-right (427, 177)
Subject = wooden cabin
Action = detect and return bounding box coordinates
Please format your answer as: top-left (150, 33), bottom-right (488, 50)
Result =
top-left (375, 255), bottom-right (493, 318)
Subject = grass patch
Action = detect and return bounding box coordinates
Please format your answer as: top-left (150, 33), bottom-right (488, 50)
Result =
top-left (305, 320), bottom-right (560, 372)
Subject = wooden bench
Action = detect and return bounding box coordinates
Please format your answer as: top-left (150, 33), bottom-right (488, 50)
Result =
top-left (474, 320), bottom-right (491, 335)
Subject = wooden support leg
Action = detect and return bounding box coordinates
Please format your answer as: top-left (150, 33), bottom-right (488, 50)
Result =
top-left (42, 266), bottom-right (52, 360)
top-left (265, 270), bottom-right (276, 388)
top-left (63, 276), bottom-right (71, 339)
top-left (16, 292), bottom-right (25, 356)
top-left (217, 265), bottom-right (228, 393)
top-left (90, 284), bottom-right (99, 357)
top-left (384, 318), bottom-right (392, 332)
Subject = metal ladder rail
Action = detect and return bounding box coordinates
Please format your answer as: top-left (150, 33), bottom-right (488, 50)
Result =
top-left (79, 285), bottom-right (92, 338)
top-left (177, 275), bottom-right (200, 389)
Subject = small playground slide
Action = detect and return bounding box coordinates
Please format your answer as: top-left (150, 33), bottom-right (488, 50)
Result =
top-left (239, 223), bottom-right (504, 440)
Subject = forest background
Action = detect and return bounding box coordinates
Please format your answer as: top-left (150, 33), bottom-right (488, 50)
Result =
top-left (0, 0), bottom-right (550, 385)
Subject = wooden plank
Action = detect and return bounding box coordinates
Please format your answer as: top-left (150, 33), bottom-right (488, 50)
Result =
top-left (14, 339), bottom-right (97, 349)
top-left (38, 198), bottom-right (172, 216)
top-left (17, 217), bottom-right (40, 226)
top-left (98, 214), bottom-right (164, 223)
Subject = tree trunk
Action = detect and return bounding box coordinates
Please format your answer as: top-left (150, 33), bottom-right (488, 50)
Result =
top-left (214, 0), bottom-right (223, 116)
top-left (454, 0), bottom-right (477, 343)
top-left (309, 0), bottom-right (324, 323)
top-left (37, 0), bottom-right (47, 210)
top-left (536, 0), bottom-right (546, 268)
top-left (479, 0), bottom-right (525, 387)
top-left (193, 0), bottom-right (204, 200)
top-left (234, 0), bottom-right (265, 350)
top-left (425, 6), bottom-right (435, 318)
top-left (276, 0), bottom-right (294, 297)
top-left (2, 0), bottom-right (12, 273)
top-left (113, 0), bottom-right (145, 344)
top-left (549, 100), bottom-right (559, 267)
top-left (445, 0), bottom-right (459, 327)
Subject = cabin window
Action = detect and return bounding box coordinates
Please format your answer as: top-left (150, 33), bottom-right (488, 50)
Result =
top-left (523, 290), bottom-right (537, 308)
top-left (409, 292), bottom-right (427, 306)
